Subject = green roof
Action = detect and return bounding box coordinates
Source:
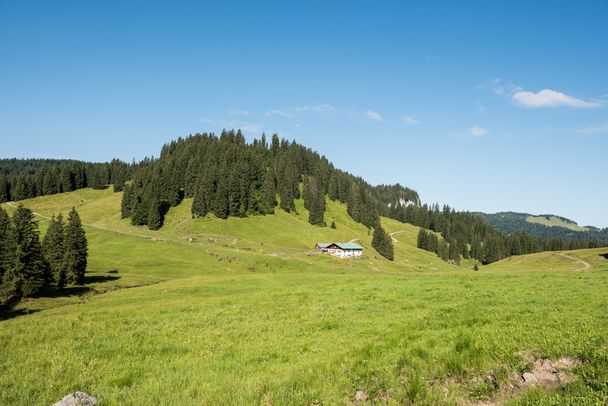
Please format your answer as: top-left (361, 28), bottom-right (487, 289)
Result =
top-left (316, 242), bottom-right (363, 250)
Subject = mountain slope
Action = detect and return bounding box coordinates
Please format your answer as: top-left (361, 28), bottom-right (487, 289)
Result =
top-left (477, 211), bottom-right (608, 243)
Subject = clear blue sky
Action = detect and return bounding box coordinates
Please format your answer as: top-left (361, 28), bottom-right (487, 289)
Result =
top-left (1, 1), bottom-right (607, 227)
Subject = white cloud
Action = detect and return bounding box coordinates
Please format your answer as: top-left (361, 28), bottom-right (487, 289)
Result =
top-left (366, 111), bottom-right (383, 122)
top-left (265, 109), bottom-right (293, 118)
top-left (467, 125), bottom-right (488, 138)
top-left (402, 115), bottom-right (420, 125)
top-left (228, 109), bottom-right (250, 116)
top-left (576, 123), bottom-right (608, 134)
top-left (512, 89), bottom-right (601, 109)
top-left (293, 103), bottom-right (336, 113)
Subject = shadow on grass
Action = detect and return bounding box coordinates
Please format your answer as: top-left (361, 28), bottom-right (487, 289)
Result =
top-left (599, 253), bottom-right (608, 260)
top-left (84, 274), bottom-right (120, 284)
top-left (0, 307), bottom-right (41, 321)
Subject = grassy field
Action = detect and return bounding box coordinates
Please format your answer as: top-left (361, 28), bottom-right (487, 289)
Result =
top-left (526, 215), bottom-right (589, 232)
top-left (1, 189), bottom-right (607, 405)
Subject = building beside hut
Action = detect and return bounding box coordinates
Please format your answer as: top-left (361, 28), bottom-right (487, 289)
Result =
top-left (315, 242), bottom-right (363, 258)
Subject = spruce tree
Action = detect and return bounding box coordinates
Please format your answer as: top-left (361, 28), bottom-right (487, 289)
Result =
top-left (330, 220), bottom-right (336, 229)
top-left (417, 229), bottom-right (428, 250)
top-left (42, 214), bottom-right (66, 289)
top-left (0, 174), bottom-right (9, 202)
top-left (0, 207), bottom-right (14, 282)
top-left (372, 224), bottom-right (394, 261)
top-left (63, 208), bottom-right (88, 284)
top-left (2, 204), bottom-right (47, 298)
top-left (438, 240), bottom-right (449, 261)
top-left (260, 167), bottom-right (276, 214)
top-left (147, 199), bottom-right (163, 230)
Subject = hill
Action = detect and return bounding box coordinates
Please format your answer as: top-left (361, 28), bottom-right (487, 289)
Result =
top-left (1, 188), bottom-right (608, 405)
top-left (477, 211), bottom-right (608, 244)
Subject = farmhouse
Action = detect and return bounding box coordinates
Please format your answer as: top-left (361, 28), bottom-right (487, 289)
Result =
top-left (315, 242), bottom-right (363, 258)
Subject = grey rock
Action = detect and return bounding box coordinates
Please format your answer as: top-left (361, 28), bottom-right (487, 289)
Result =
top-left (52, 391), bottom-right (97, 406)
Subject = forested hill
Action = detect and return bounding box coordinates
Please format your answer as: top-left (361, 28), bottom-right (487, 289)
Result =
top-left (477, 211), bottom-right (608, 245)
top-left (2, 130), bottom-right (606, 264)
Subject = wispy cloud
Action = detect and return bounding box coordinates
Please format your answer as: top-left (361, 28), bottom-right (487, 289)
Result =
top-left (402, 115), bottom-right (420, 125)
top-left (466, 125), bottom-right (488, 138)
top-left (228, 109), bottom-right (250, 116)
top-left (512, 89), bottom-right (602, 109)
top-left (576, 123), bottom-right (608, 135)
top-left (293, 103), bottom-right (337, 113)
top-left (265, 109), bottom-right (293, 118)
top-left (366, 111), bottom-right (383, 122)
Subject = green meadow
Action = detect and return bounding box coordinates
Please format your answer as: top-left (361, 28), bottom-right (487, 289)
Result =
top-left (1, 188), bottom-right (607, 405)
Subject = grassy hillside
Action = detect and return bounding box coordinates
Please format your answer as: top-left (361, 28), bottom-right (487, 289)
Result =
top-left (1, 189), bottom-right (608, 405)
top-left (526, 215), bottom-right (588, 232)
top-left (478, 211), bottom-right (608, 243)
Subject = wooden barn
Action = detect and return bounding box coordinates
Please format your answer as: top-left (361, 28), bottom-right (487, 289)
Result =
top-left (315, 242), bottom-right (363, 258)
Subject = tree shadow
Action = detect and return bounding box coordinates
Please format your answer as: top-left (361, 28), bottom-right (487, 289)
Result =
top-left (36, 285), bottom-right (93, 298)
top-left (600, 253), bottom-right (608, 260)
top-left (0, 308), bottom-right (40, 321)
top-left (83, 274), bottom-right (120, 284)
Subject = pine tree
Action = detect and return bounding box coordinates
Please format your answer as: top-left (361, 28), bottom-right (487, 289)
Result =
top-left (330, 220), bottom-right (336, 229)
top-left (0, 207), bottom-right (14, 282)
top-left (372, 224), bottom-right (394, 261)
top-left (147, 199), bottom-right (163, 230)
top-left (42, 214), bottom-right (66, 289)
top-left (120, 184), bottom-right (132, 219)
top-left (417, 228), bottom-right (428, 250)
top-left (438, 240), bottom-right (449, 261)
top-left (2, 204), bottom-right (47, 298)
top-left (0, 174), bottom-right (9, 202)
top-left (260, 167), bottom-right (276, 214)
top-left (63, 208), bottom-right (88, 284)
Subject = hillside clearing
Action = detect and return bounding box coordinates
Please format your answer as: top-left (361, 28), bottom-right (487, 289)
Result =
top-left (1, 189), bottom-right (607, 405)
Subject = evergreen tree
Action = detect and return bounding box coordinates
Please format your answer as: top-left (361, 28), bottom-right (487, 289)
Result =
top-left (330, 220), bottom-right (336, 229)
top-left (0, 174), bottom-right (9, 202)
top-left (438, 240), bottom-right (449, 261)
top-left (2, 204), bottom-right (47, 298)
top-left (417, 229), bottom-right (428, 250)
top-left (63, 208), bottom-right (88, 284)
top-left (147, 199), bottom-right (163, 230)
top-left (0, 207), bottom-right (14, 282)
top-left (372, 224), bottom-right (394, 261)
top-left (260, 167), bottom-right (277, 214)
top-left (42, 214), bottom-right (66, 289)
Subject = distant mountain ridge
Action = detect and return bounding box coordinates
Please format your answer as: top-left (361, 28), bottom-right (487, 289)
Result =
top-left (477, 211), bottom-right (608, 243)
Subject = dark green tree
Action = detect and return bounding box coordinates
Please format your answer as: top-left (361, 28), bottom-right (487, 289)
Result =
top-left (417, 229), bottom-right (428, 250)
top-left (42, 214), bottom-right (66, 289)
top-left (2, 204), bottom-right (47, 298)
top-left (63, 208), bottom-right (88, 284)
top-left (372, 224), bottom-right (394, 261)
top-left (147, 199), bottom-right (163, 230)
top-left (0, 207), bottom-right (14, 282)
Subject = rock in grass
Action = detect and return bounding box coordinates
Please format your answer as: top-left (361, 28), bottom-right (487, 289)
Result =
top-left (52, 391), bottom-right (97, 406)
top-left (355, 390), bottom-right (369, 402)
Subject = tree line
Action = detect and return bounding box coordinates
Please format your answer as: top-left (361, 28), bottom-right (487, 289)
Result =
top-left (413, 205), bottom-right (604, 265)
top-left (0, 205), bottom-right (88, 309)
top-left (0, 158), bottom-right (133, 203)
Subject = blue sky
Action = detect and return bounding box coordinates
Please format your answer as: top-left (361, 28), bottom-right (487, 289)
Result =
top-left (1, 1), bottom-right (607, 227)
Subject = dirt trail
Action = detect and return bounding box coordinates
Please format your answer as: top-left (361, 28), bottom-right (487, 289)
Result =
top-left (389, 231), bottom-right (406, 242)
top-left (559, 252), bottom-right (591, 270)
top-left (5, 201), bottom-right (157, 240)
